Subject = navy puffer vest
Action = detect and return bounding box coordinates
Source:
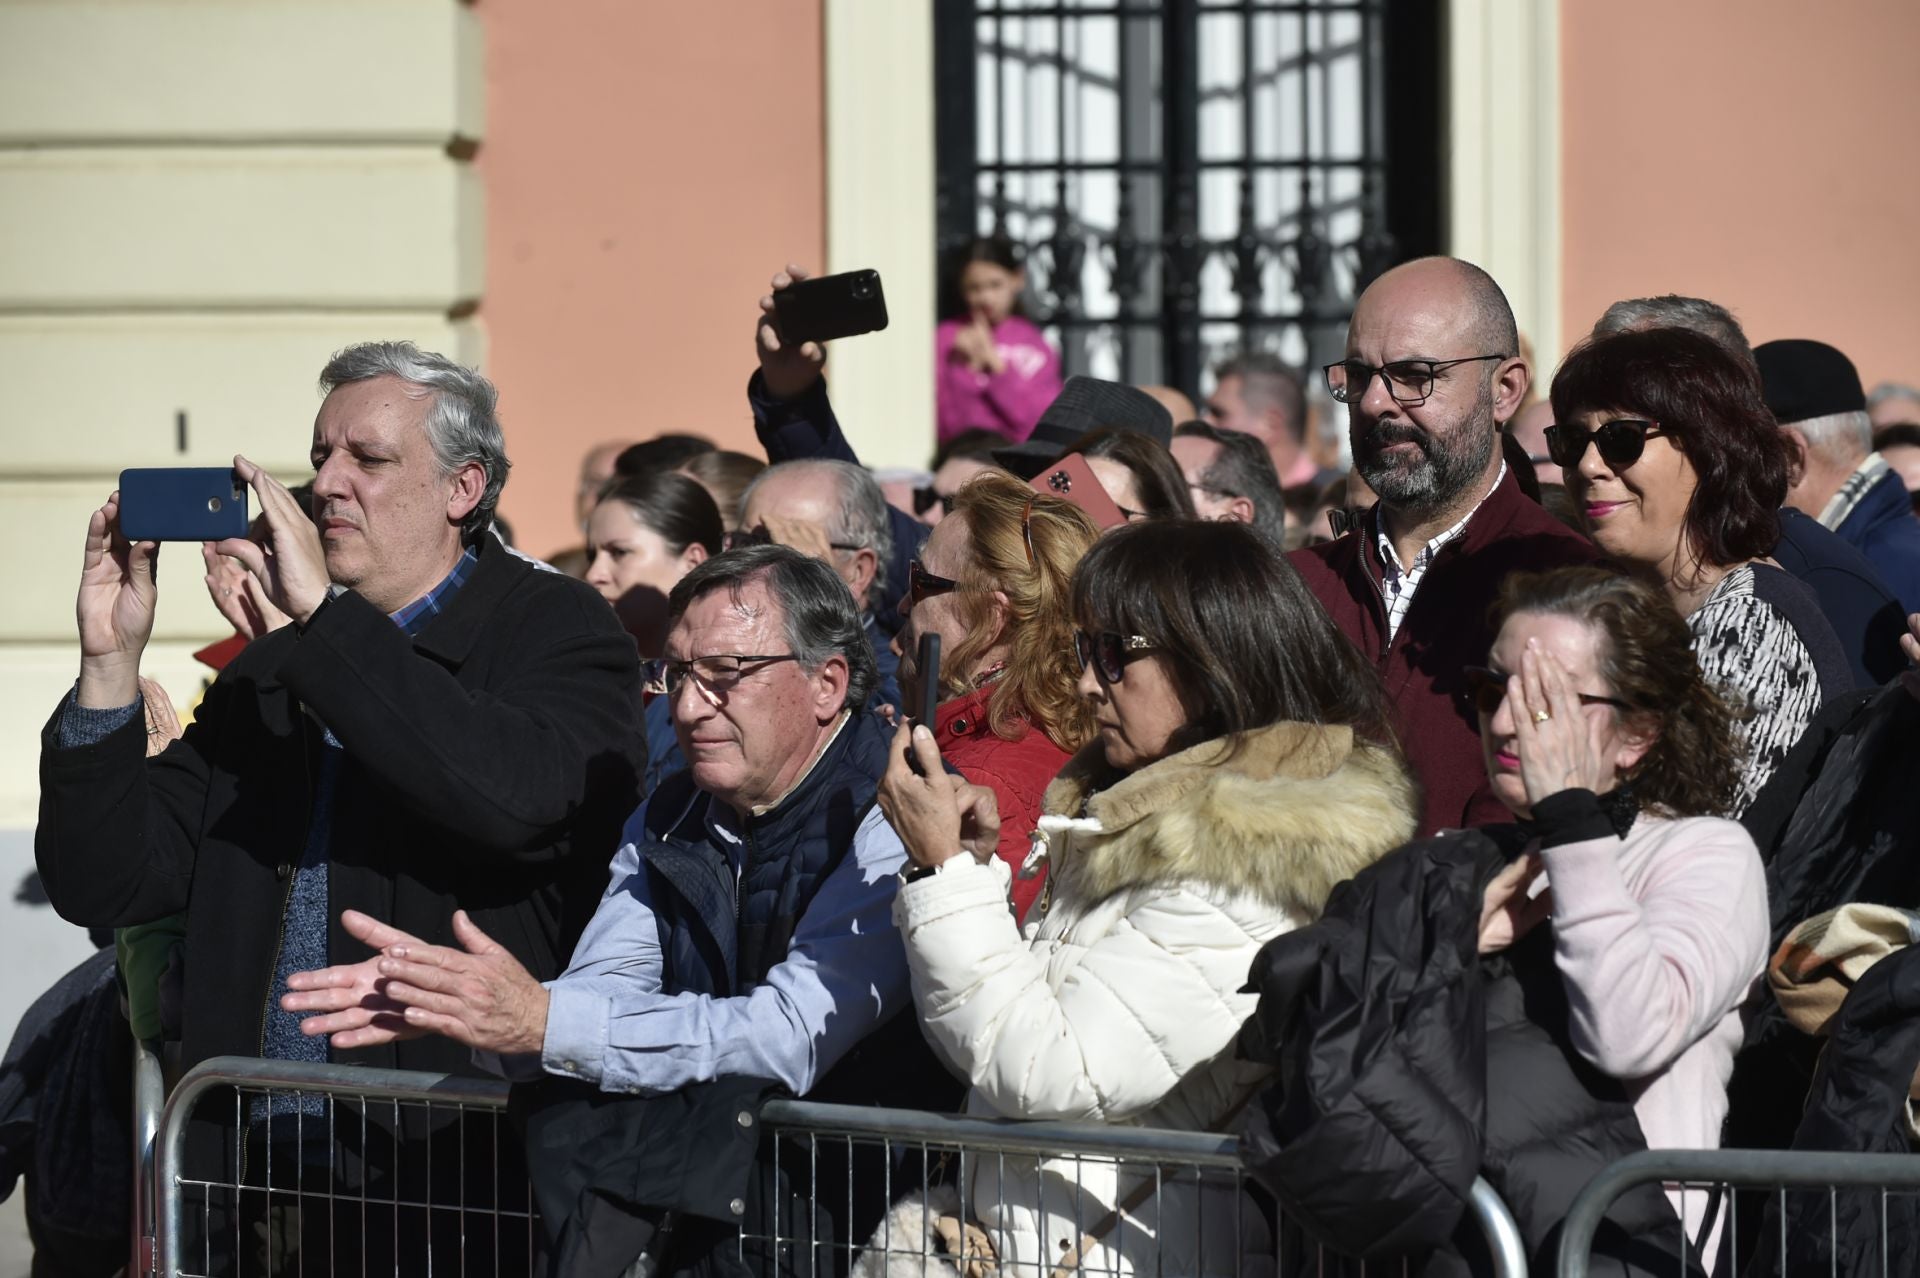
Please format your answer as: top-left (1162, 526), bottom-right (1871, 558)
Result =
top-left (638, 712), bottom-right (893, 997)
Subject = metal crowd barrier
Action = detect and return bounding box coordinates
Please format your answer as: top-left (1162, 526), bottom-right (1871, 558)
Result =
top-left (131, 1037), bottom-right (168, 1277)
top-left (1556, 1147), bottom-right (1920, 1277)
top-left (142, 1057), bottom-right (1529, 1278)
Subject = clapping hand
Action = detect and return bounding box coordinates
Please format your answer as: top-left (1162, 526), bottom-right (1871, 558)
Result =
top-left (949, 310), bottom-right (1004, 375)
top-left (877, 721), bottom-right (1002, 871)
top-left (1509, 640), bottom-right (1614, 807)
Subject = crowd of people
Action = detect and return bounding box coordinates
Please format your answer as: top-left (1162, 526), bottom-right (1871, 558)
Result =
top-left (15, 240), bottom-right (1920, 1278)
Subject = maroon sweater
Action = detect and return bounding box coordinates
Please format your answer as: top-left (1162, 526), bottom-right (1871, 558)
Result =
top-left (1288, 469), bottom-right (1604, 835)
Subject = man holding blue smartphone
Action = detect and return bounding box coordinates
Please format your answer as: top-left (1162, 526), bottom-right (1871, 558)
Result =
top-left (36, 340), bottom-right (648, 1270)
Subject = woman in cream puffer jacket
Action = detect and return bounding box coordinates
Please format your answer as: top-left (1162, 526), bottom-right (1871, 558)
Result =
top-left (870, 520), bottom-right (1420, 1278)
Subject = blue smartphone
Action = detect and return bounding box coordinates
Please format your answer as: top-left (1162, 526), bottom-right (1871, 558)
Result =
top-left (118, 467), bottom-right (249, 542)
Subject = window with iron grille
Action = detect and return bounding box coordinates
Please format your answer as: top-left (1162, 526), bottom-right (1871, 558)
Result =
top-left (934, 0), bottom-right (1441, 400)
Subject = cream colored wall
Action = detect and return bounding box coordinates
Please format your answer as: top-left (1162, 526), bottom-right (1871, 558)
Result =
top-left (1560, 0), bottom-right (1920, 385)
top-left (0, 1), bottom-right (484, 824)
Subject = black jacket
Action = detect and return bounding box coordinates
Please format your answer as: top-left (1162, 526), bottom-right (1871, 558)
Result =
top-left (1240, 829), bottom-right (1695, 1277)
top-left (1745, 944), bottom-right (1920, 1276)
top-left (1771, 506), bottom-right (1908, 689)
top-left (35, 535), bottom-right (648, 1080)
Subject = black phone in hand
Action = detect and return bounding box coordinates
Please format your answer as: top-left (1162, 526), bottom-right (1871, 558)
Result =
top-left (774, 269), bottom-right (889, 345)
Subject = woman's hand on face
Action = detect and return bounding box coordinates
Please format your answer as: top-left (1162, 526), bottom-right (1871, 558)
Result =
top-left (1478, 853), bottom-right (1551, 954)
top-left (1510, 640), bottom-right (1615, 806)
top-left (878, 720), bottom-right (983, 871)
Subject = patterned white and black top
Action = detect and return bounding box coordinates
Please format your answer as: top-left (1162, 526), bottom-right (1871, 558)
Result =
top-left (1687, 562), bottom-right (1852, 816)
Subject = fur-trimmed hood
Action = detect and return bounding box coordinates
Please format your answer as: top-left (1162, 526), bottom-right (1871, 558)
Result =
top-left (1035, 720), bottom-right (1419, 920)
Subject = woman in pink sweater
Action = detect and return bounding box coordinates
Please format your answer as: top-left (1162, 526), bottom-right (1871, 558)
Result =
top-left (1472, 565), bottom-right (1768, 1244)
top-left (935, 238), bottom-right (1063, 444)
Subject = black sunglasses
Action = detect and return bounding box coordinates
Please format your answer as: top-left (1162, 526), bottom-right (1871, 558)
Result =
top-left (912, 486), bottom-right (957, 518)
top-left (908, 557), bottom-right (962, 607)
top-left (1461, 665), bottom-right (1632, 717)
top-left (1073, 629), bottom-right (1158, 683)
top-left (1543, 418), bottom-right (1666, 470)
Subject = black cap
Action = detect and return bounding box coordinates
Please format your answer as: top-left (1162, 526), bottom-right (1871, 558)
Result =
top-left (1754, 339), bottom-right (1866, 426)
top-left (991, 376), bottom-right (1174, 479)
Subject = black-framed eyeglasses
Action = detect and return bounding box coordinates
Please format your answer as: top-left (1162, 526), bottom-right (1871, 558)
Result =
top-left (723, 523), bottom-right (867, 554)
top-left (1073, 629), bottom-right (1159, 683)
top-left (1323, 354), bottom-right (1507, 406)
top-left (1461, 665), bottom-right (1633, 717)
top-left (1543, 418), bottom-right (1667, 470)
top-left (663, 653), bottom-right (803, 698)
top-left (908, 558), bottom-right (964, 607)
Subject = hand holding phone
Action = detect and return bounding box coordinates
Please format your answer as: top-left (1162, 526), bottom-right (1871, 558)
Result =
top-left (915, 633), bottom-right (942, 730)
top-left (117, 467), bottom-right (249, 543)
top-left (773, 268), bottom-right (889, 346)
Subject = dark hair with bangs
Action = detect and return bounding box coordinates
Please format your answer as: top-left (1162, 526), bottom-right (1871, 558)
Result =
top-left (1070, 520), bottom-right (1392, 753)
top-left (1549, 326), bottom-right (1790, 568)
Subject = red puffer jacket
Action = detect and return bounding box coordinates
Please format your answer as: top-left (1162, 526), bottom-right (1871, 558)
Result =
top-left (935, 684), bottom-right (1074, 923)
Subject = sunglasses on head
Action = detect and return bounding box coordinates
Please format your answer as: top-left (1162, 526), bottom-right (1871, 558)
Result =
top-left (1543, 418), bottom-right (1666, 470)
top-left (1461, 665), bottom-right (1632, 717)
top-left (1073, 629), bottom-right (1158, 684)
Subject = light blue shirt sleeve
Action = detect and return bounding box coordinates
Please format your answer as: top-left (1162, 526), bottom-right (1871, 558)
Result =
top-left (539, 802), bottom-right (911, 1096)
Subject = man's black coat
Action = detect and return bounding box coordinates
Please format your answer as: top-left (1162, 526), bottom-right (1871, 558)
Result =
top-left (35, 535), bottom-right (647, 1080)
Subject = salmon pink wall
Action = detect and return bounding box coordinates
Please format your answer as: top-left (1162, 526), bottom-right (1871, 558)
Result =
top-left (478, 0), bottom-right (825, 560)
top-left (1560, 0), bottom-right (1920, 390)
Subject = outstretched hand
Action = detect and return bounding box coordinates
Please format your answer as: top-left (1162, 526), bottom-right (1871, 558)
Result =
top-left (757, 263), bottom-right (827, 400)
top-left (876, 720), bottom-right (1001, 870)
top-left (281, 910), bottom-right (433, 1049)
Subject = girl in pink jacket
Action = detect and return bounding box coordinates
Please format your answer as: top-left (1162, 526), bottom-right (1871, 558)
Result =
top-left (935, 239), bottom-right (1063, 445)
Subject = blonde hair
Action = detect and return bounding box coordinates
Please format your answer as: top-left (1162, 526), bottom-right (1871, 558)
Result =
top-left (946, 470), bottom-right (1098, 752)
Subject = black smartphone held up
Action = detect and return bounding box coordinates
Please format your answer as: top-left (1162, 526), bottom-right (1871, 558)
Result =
top-left (915, 632), bottom-right (941, 730)
top-left (118, 467), bottom-right (249, 542)
top-left (774, 269), bottom-right (889, 345)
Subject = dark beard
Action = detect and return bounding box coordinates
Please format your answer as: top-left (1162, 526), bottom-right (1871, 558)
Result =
top-left (1351, 386), bottom-right (1498, 519)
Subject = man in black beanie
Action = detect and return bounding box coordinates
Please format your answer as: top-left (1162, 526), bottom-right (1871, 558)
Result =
top-left (1758, 338), bottom-right (1920, 616)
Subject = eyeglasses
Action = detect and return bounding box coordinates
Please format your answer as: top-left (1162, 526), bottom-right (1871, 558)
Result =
top-left (724, 524), bottom-right (865, 553)
top-left (908, 558), bottom-right (963, 607)
top-left (1461, 665), bottom-right (1632, 717)
top-left (1323, 354), bottom-right (1506, 406)
top-left (912, 487), bottom-right (957, 518)
top-left (1073, 629), bottom-right (1159, 683)
top-left (663, 653), bottom-right (803, 698)
top-left (1188, 482), bottom-right (1240, 502)
top-left (1543, 418), bottom-right (1667, 470)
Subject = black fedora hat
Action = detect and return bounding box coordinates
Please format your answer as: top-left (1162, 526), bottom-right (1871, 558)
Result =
top-left (992, 376), bottom-right (1174, 479)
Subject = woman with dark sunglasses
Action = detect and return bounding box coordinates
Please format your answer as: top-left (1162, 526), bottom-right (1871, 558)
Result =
top-left (870, 519), bottom-right (1417, 1277)
top-left (888, 469), bottom-right (1100, 922)
top-left (1548, 326), bottom-right (1850, 812)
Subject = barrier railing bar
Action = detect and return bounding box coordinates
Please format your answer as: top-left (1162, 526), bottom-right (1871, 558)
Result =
top-left (1556, 1149), bottom-right (1920, 1278)
top-left (130, 1038), bottom-right (166, 1278)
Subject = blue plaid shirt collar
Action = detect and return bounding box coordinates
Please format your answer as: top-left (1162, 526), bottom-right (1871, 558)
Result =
top-left (388, 546), bottom-right (479, 637)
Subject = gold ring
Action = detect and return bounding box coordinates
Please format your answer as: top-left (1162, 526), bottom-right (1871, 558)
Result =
top-left (1533, 709), bottom-right (1551, 723)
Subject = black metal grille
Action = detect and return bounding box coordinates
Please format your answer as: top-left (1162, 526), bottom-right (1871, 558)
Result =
top-left (934, 0), bottom-right (1440, 399)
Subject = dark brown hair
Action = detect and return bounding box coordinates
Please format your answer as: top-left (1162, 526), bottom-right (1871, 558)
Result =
top-left (1071, 520), bottom-right (1392, 753)
top-left (1549, 326), bottom-right (1791, 568)
top-left (1492, 565), bottom-right (1743, 818)
top-left (1063, 428), bottom-right (1198, 520)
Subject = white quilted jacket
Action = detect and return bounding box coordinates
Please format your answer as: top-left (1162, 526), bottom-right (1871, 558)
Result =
top-left (886, 722), bottom-right (1418, 1278)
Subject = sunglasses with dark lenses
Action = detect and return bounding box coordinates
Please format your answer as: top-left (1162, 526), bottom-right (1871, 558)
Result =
top-left (1461, 665), bottom-right (1632, 717)
top-left (724, 524), bottom-right (866, 553)
top-left (1542, 418), bottom-right (1665, 470)
top-left (1073, 630), bottom-right (1158, 683)
top-left (907, 558), bottom-right (962, 607)
top-left (912, 486), bottom-right (957, 518)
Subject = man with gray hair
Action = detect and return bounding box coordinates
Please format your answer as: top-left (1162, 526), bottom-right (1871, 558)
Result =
top-left (1757, 338), bottom-right (1920, 616)
top-left (38, 340), bottom-right (647, 1261)
top-left (738, 458), bottom-right (903, 710)
top-left (1204, 350), bottom-right (1339, 492)
top-left (288, 545), bottom-right (934, 1272)
top-left (1170, 419), bottom-right (1289, 544)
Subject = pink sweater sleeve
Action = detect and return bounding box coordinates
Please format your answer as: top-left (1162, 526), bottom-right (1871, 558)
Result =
top-left (1541, 817), bottom-right (1768, 1081)
top-left (979, 319), bottom-right (1064, 442)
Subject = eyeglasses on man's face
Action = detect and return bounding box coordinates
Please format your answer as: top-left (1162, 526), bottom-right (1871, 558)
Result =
top-left (1543, 418), bottom-right (1667, 471)
top-left (662, 652), bottom-right (803, 700)
top-left (723, 524), bottom-right (866, 554)
top-left (1323, 354), bottom-right (1506, 407)
top-left (1073, 629), bottom-right (1159, 684)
